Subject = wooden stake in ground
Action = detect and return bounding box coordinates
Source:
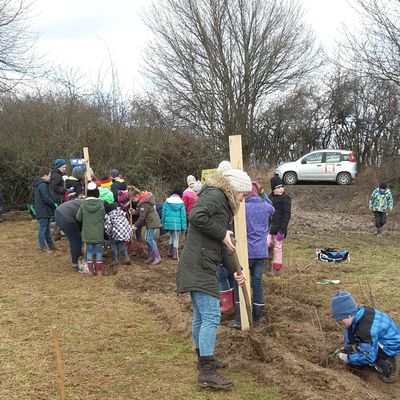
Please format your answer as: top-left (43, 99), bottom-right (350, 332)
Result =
top-left (51, 326), bottom-right (66, 400)
top-left (229, 135), bottom-right (251, 331)
top-left (83, 146), bottom-right (91, 196)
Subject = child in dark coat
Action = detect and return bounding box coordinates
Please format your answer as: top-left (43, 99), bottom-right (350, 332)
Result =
top-left (267, 176), bottom-right (291, 276)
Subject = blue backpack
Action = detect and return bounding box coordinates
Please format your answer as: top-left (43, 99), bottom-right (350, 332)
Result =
top-left (316, 247), bottom-right (350, 263)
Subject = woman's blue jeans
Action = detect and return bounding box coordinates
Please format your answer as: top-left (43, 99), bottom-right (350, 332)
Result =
top-left (86, 243), bottom-right (103, 261)
top-left (190, 291), bottom-right (221, 356)
top-left (38, 218), bottom-right (53, 250)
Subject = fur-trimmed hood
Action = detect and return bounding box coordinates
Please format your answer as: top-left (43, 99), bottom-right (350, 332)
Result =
top-left (204, 173), bottom-right (240, 215)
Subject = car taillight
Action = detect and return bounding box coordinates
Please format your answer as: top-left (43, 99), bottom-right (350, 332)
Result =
top-left (349, 152), bottom-right (356, 162)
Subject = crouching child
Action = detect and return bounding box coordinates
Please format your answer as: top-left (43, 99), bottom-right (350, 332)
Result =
top-left (331, 291), bottom-right (400, 383)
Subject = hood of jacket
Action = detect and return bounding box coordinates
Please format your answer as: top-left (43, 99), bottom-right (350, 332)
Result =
top-left (83, 198), bottom-right (104, 213)
top-left (34, 176), bottom-right (48, 189)
top-left (138, 191), bottom-right (155, 206)
top-left (204, 173), bottom-right (240, 215)
top-left (166, 194), bottom-right (184, 211)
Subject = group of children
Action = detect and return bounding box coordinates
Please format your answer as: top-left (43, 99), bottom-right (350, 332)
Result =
top-left (33, 159), bottom-right (206, 274)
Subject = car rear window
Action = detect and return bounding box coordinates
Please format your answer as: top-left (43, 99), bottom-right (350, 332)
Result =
top-left (326, 152), bottom-right (342, 163)
top-left (341, 154), bottom-right (351, 161)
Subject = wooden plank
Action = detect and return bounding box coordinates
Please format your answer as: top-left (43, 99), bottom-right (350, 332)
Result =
top-left (83, 147), bottom-right (91, 196)
top-left (229, 135), bottom-right (251, 331)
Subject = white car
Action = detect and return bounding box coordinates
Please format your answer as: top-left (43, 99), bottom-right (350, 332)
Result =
top-left (274, 150), bottom-right (357, 185)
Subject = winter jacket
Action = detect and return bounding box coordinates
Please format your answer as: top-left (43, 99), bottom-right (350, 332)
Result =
top-left (55, 198), bottom-right (84, 224)
top-left (344, 306), bottom-right (400, 366)
top-left (182, 189), bottom-right (198, 217)
top-left (105, 207), bottom-right (133, 242)
top-left (34, 177), bottom-right (57, 219)
top-left (245, 195), bottom-right (275, 259)
top-left (111, 178), bottom-right (127, 202)
top-left (134, 192), bottom-right (161, 229)
top-left (176, 173), bottom-right (239, 298)
top-left (269, 192), bottom-right (291, 235)
top-left (369, 188), bottom-right (394, 212)
top-left (76, 198), bottom-right (105, 243)
top-left (98, 187), bottom-right (115, 205)
top-left (161, 195), bottom-right (187, 231)
top-left (65, 176), bottom-right (83, 200)
top-left (49, 168), bottom-right (66, 203)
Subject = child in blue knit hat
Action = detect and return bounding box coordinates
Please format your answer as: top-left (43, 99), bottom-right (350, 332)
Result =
top-left (331, 291), bottom-right (400, 383)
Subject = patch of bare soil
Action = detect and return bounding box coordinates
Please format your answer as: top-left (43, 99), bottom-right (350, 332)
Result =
top-left (284, 184), bottom-right (400, 238)
top-left (115, 184), bottom-right (399, 400)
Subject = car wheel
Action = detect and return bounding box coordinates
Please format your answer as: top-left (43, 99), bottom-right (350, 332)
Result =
top-left (336, 172), bottom-right (351, 185)
top-left (283, 172), bottom-right (297, 185)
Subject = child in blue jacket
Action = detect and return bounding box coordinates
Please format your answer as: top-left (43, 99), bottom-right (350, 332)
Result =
top-left (332, 291), bottom-right (400, 383)
top-left (368, 181), bottom-right (394, 236)
top-left (161, 189), bottom-right (186, 260)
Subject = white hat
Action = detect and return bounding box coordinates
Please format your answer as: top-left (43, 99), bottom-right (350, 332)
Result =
top-left (187, 175), bottom-right (196, 185)
top-left (217, 160), bottom-right (232, 173)
top-left (222, 169), bottom-right (252, 193)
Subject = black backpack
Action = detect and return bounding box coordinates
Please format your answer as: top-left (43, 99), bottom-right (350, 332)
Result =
top-left (316, 247), bottom-right (350, 263)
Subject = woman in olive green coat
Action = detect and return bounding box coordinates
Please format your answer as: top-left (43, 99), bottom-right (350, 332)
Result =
top-left (177, 167), bottom-right (251, 390)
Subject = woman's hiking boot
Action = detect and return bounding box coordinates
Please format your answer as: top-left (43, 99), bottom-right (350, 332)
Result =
top-left (197, 356), bottom-right (233, 389)
top-left (195, 349), bottom-right (228, 370)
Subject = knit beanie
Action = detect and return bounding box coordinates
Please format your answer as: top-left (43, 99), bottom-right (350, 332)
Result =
top-left (379, 181), bottom-right (387, 190)
top-left (55, 159), bottom-right (66, 169)
top-left (271, 176), bottom-right (284, 190)
top-left (187, 175), bottom-right (196, 185)
top-left (217, 160), bottom-right (232, 173)
top-left (222, 169), bottom-right (252, 193)
top-left (110, 169), bottom-right (119, 179)
top-left (331, 291), bottom-right (358, 321)
top-left (72, 167), bottom-right (84, 180)
top-left (97, 177), bottom-right (113, 188)
top-left (87, 181), bottom-right (100, 198)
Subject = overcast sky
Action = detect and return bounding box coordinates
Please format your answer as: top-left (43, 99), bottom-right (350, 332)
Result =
top-left (31, 0), bottom-right (355, 93)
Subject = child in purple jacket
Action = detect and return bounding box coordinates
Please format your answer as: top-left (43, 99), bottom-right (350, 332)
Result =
top-left (229, 181), bottom-right (275, 328)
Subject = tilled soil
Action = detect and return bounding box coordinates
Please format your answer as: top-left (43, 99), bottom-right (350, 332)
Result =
top-left (113, 183), bottom-right (400, 400)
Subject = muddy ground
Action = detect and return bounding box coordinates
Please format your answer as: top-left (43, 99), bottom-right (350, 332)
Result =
top-left (110, 183), bottom-right (399, 400)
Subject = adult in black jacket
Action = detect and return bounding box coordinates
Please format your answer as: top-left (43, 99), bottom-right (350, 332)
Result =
top-left (34, 167), bottom-right (57, 252)
top-left (50, 159), bottom-right (67, 203)
top-left (267, 176), bottom-right (291, 276)
top-left (110, 169), bottom-right (127, 202)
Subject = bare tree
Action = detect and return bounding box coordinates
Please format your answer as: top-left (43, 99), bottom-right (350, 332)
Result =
top-left (343, 0), bottom-right (400, 86)
top-left (0, 0), bottom-right (37, 92)
top-left (144, 0), bottom-right (318, 158)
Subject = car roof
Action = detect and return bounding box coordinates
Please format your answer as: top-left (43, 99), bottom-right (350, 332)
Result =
top-left (307, 149), bottom-right (352, 154)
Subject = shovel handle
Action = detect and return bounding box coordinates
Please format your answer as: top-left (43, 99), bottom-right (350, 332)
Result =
top-left (230, 236), bottom-right (254, 331)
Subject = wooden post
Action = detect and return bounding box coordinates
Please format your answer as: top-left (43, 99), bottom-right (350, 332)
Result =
top-left (229, 135), bottom-right (251, 331)
top-left (51, 326), bottom-right (67, 400)
top-left (83, 147), bottom-right (91, 196)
